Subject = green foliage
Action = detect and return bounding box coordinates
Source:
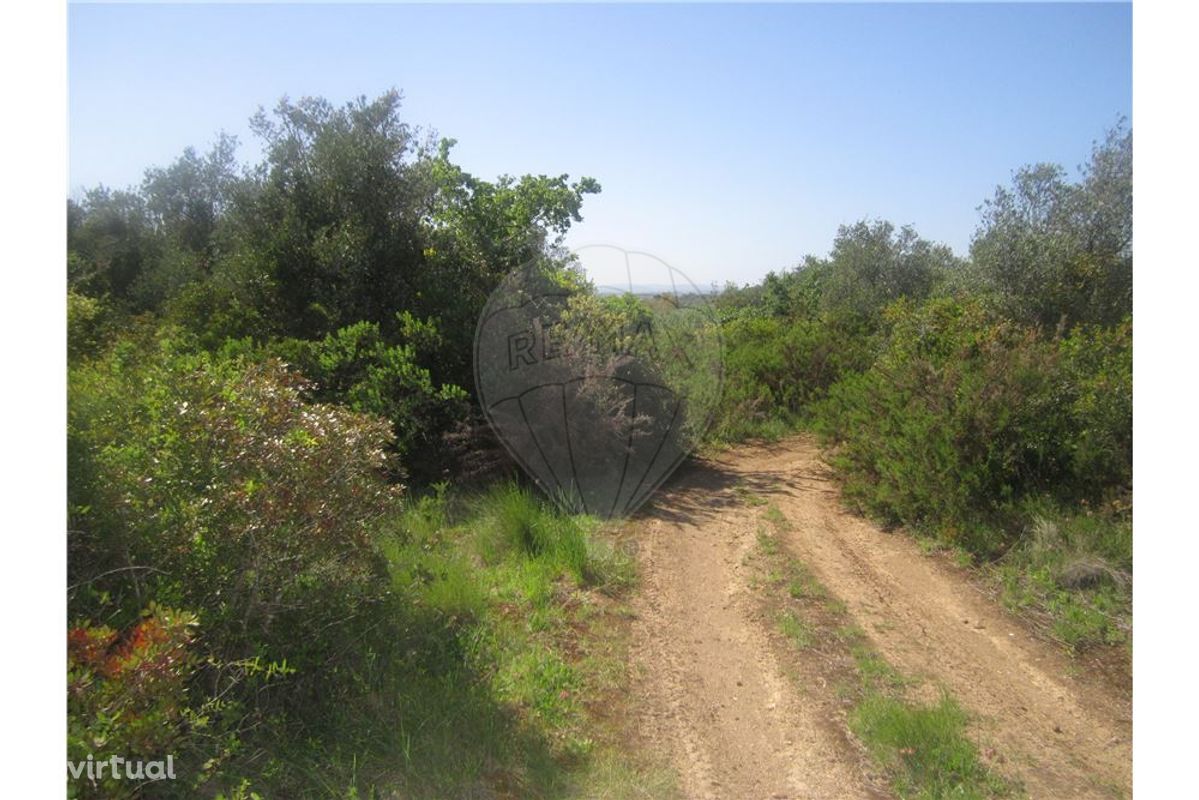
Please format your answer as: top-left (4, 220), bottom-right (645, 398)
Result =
top-left (971, 123), bottom-right (1131, 328)
top-left (820, 220), bottom-right (958, 322)
top-left (160, 274), bottom-right (274, 351)
top-left (409, 143), bottom-right (600, 393)
top-left (68, 188), bottom-right (160, 308)
top-left (758, 256), bottom-right (828, 318)
top-left (709, 220), bottom-right (954, 443)
top-left (1058, 319), bottom-right (1132, 490)
top-left (813, 297), bottom-right (1130, 556)
top-left (713, 313), bottom-right (875, 440)
top-left (67, 606), bottom-right (198, 797)
top-left (722, 221), bottom-right (955, 324)
top-left (275, 316), bottom-right (469, 468)
top-left (851, 693), bottom-right (1012, 800)
top-left (141, 133), bottom-right (240, 256)
top-left (67, 90), bottom-right (601, 481)
top-left (994, 505), bottom-right (1131, 649)
top-left (230, 92), bottom-right (434, 341)
top-left (67, 290), bottom-right (115, 361)
top-left (68, 334), bottom-right (398, 699)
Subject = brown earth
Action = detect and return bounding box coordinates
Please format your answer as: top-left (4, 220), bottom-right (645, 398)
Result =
top-left (621, 435), bottom-right (1131, 800)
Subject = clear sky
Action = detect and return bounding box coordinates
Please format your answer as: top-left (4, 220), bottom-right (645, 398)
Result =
top-left (68, 2), bottom-right (1131, 287)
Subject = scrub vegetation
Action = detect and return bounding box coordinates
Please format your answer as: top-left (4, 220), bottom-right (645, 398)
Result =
top-left (67, 90), bottom-right (1129, 796)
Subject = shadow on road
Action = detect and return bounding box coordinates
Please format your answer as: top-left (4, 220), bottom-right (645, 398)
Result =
top-left (632, 439), bottom-right (835, 527)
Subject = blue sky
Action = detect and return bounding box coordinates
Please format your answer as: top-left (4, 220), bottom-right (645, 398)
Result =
top-left (68, 2), bottom-right (1130, 287)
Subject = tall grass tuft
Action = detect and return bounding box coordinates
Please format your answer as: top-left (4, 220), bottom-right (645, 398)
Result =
top-left (472, 482), bottom-right (634, 592)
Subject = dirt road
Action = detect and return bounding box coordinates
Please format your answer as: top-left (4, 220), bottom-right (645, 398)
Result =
top-left (623, 435), bottom-right (1131, 799)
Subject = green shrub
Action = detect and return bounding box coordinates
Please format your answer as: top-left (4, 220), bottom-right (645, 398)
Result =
top-left (1058, 318), bottom-right (1132, 491)
top-left (161, 274), bottom-right (274, 351)
top-left (273, 316), bottom-right (469, 476)
top-left (67, 290), bottom-right (116, 361)
top-left (712, 313), bottom-right (874, 441)
top-left (814, 297), bottom-right (1130, 556)
top-left (68, 334), bottom-right (398, 698)
top-left (971, 125), bottom-right (1131, 329)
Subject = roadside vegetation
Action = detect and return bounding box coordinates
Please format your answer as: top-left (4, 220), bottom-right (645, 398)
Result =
top-left (711, 125), bottom-right (1132, 655)
top-left (67, 93), bottom-right (673, 798)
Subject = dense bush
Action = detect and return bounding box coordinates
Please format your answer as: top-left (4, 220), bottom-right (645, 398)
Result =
top-left (1057, 318), bottom-right (1133, 491)
top-left (813, 296), bottom-right (1131, 555)
top-left (68, 335), bottom-right (402, 790)
top-left (67, 290), bottom-right (114, 361)
top-left (728, 222), bottom-right (957, 326)
top-left (67, 92), bottom-right (599, 483)
top-left (971, 124), bottom-right (1131, 328)
top-left (273, 315), bottom-right (470, 470)
top-left (818, 220), bottom-right (957, 321)
top-left (709, 220), bottom-right (957, 443)
top-left (712, 313), bottom-right (875, 441)
top-left (69, 337), bottom-right (397, 639)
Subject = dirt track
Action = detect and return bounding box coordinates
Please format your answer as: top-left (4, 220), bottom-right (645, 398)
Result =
top-left (623, 436), bottom-right (1131, 800)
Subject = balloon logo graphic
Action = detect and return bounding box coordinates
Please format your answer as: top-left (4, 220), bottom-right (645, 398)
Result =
top-left (474, 246), bottom-right (723, 519)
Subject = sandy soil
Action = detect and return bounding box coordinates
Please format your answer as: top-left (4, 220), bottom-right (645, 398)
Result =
top-left (622, 435), bottom-right (1131, 800)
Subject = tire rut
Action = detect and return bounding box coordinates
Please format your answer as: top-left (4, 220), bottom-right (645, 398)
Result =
top-left (623, 435), bottom-right (1131, 800)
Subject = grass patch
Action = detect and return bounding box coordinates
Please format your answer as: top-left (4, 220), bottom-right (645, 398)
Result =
top-left (763, 504), bottom-right (791, 531)
top-left (786, 560), bottom-right (825, 600)
top-left (825, 597), bottom-right (849, 614)
top-left (904, 500), bottom-right (1129, 655)
top-left (850, 643), bottom-right (909, 694)
top-left (990, 506), bottom-right (1131, 651)
top-left (756, 527), bottom-right (780, 556)
top-left (851, 693), bottom-right (1013, 800)
top-left (778, 610), bottom-right (813, 648)
top-left (733, 481), bottom-right (769, 507)
top-left (233, 480), bottom-right (671, 799)
top-left (704, 414), bottom-right (796, 450)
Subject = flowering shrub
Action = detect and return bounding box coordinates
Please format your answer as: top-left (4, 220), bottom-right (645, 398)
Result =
top-left (69, 334), bottom-right (400, 704)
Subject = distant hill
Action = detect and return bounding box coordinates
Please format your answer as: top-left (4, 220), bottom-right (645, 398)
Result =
top-left (594, 283), bottom-right (717, 297)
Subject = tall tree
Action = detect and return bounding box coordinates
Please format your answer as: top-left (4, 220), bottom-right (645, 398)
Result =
top-left (820, 220), bottom-right (958, 321)
top-left (971, 122), bottom-right (1131, 328)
